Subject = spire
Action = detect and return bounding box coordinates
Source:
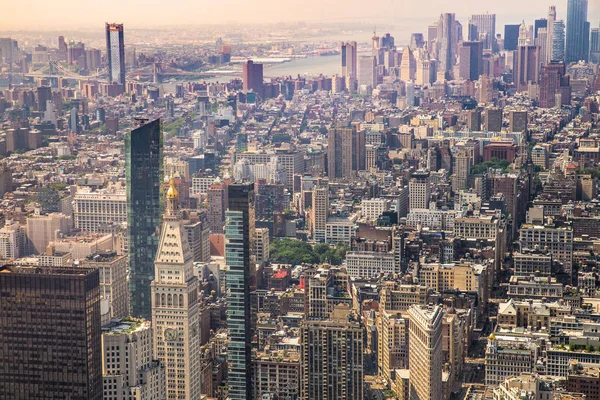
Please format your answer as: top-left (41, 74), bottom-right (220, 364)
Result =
top-left (165, 178), bottom-right (180, 216)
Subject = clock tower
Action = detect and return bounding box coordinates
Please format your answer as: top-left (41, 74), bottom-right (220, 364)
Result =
top-left (152, 179), bottom-right (201, 399)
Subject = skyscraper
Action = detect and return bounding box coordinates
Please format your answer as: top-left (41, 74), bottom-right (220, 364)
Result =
top-left (300, 304), bottom-right (364, 400)
top-left (539, 61), bottom-right (571, 108)
top-left (0, 265), bottom-right (102, 399)
top-left (534, 18), bottom-right (548, 38)
top-left (408, 305), bottom-right (444, 400)
top-left (105, 23), bottom-right (125, 87)
top-left (565, 0), bottom-right (589, 63)
top-left (328, 127), bottom-right (354, 180)
top-left (469, 13), bottom-right (496, 50)
top-left (547, 6), bottom-right (557, 63)
top-left (513, 45), bottom-right (539, 92)
top-left (126, 119), bottom-right (163, 318)
top-left (242, 60), bottom-right (264, 98)
top-left (400, 47), bottom-right (416, 82)
top-left (152, 180), bottom-right (201, 399)
top-left (226, 183), bottom-right (255, 400)
top-left (504, 24), bottom-right (520, 51)
top-left (590, 27), bottom-right (600, 63)
top-left (552, 20), bottom-right (566, 61)
top-left (341, 41), bottom-right (358, 91)
top-left (311, 184), bottom-right (328, 242)
top-left (357, 55), bottom-right (377, 90)
top-left (484, 107), bottom-right (503, 132)
top-left (438, 13), bottom-right (458, 78)
top-left (409, 171), bottom-right (430, 211)
top-left (459, 41), bottom-right (484, 81)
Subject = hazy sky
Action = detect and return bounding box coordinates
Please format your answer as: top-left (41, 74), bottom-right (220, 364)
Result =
top-left (1, 0), bottom-right (599, 30)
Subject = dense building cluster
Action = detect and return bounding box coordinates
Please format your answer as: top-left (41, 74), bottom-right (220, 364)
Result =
top-left (1, 1), bottom-right (600, 400)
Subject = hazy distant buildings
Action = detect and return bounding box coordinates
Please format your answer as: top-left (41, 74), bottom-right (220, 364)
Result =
top-left (459, 41), bottom-right (483, 81)
top-left (357, 55), bottom-right (377, 92)
top-left (341, 41), bottom-right (358, 91)
top-left (469, 14), bottom-right (496, 50)
top-left (105, 23), bottom-right (125, 87)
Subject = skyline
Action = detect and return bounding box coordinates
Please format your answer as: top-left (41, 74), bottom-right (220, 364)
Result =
top-left (1, 0), bottom-right (599, 31)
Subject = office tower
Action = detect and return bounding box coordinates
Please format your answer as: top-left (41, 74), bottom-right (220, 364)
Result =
top-left (58, 35), bottom-right (67, 54)
top-left (470, 13), bottom-right (496, 50)
top-left (300, 304), bottom-right (364, 400)
top-left (37, 85), bottom-right (51, 112)
top-left (70, 106), bottom-right (78, 134)
top-left (466, 109), bottom-right (481, 130)
top-left (459, 41), bottom-right (483, 81)
top-left (454, 150), bottom-right (471, 191)
top-left (408, 305), bottom-right (444, 400)
top-left (514, 45), bottom-right (539, 92)
top-left (504, 24), bottom-right (520, 51)
top-left (509, 110), bottom-right (528, 133)
top-left (341, 41), bottom-right (358, 91)
top-left (484, 107), bottom-right (503, 132)
top-left (536, 28), bottom-right (549, 67)
top-left (410, 33), bottom-right (425, 49)
top-left (406, 81), bottom-right (415, 108)
top-left (0, 266), bottom-right (102, 399)
top-left (105, 23), bottom-right (125, 87)
top-left (400, 47), bottom-right (416, 82)
top-left (126, 119), bottom-right (163, 319)
top-left (242, 60), bottom-right (264, 98)
top-left (539, 61), bottom-right (571, 108)
top-left (590, 27), bottom-right (600, 63)
top-left (151, 180), bottom-right (200, 399)
top-left (547, 6), bottom-right (556, 63)
top-left (101, 320), bottom-right (165, 400)
top-left (535, 19), bottom-right (548, 38)
top-left (73, 187), bottom-right (127, 233)
top-left (438, 13), bottom-right (458, 77)
top-left (254, 227), bottom-right (269, 263)
top-left (357, 55), bottom-right (376, 90)
top-left (85, 252), bottom-right (129, 319)
top-left (226, 183), bottom-right (254, 400)
top-left (409, 171), bottom-right (430, 211)
top-left (552, 20), bottom-right (566, 60)
top-left (565, 0), bottom-right (589, 62)
top-left (328, 127), bottom-right (354, 180)
top-left (311, 184), bottom-right (328, 242)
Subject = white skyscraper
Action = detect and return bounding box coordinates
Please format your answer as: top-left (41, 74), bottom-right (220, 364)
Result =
top-left (151, 179), bottom-right (201, 399)
top-left (357, 55), bottom-right (377, 92)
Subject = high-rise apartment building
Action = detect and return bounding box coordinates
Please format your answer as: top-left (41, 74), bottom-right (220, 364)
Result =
top-left (106, 23), bottom-right (125, 87)
top-left (469, 13), bottom-right (496, 50)
top-left (101, 320), bottom-right (165, 400)
top-left (151, 180), bottom-right (201, 399)
top-left (509, 110), bottom-right (528, 133)
top-left (0, 266), bottom-right (102, 399)
top-left (408, 305), bottom-right (444, 400)
top-left (565, 0), bottom-right (589, 63)
top-left (409, 171), bottom-right (431, 211)
top-left (207, 180), bottom-right (227, 233)
top-left (311, 184), bottom-right (328, 242)
top-left (341, 41), bottom-right (358, 91)
top-left (225, 183), bottom-right (254, 400)
top-left (300, 304), bottom-right (364, 400)
top-left (242, 60), bottom-right (264, 98)
top-left (484, 107), bottom-right (503, 132)
top-left (126, 119), bottom-right (163, 319)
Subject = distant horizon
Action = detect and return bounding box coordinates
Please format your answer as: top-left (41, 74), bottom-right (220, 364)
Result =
top-left (1, 0), bottom-right (598, 33)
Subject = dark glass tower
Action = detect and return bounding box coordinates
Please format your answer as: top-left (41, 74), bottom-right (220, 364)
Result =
top-left (565, 0), bottom-right (589, 63)
top-left (126, 119), bottom-right (163, 318)
top-left (105, 23), bottom-right (126, 87)
top-left (504, 24), bottom-right (520, 51)
top-left (0, 265), bottom-right (102, 399)
top-left (225, 183), bottom-right (254, 400)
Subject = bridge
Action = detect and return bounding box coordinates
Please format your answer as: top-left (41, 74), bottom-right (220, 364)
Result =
top-left (25, 61), bottom-right (109, 82)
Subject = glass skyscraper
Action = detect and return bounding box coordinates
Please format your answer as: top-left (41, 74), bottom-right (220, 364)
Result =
top-left (565, 0), bottom-right (589, 63)
top-left (552, 21), bottom-right (566, 61)
top-left (105, 23), bottom-right (126, 86)
top-left (126, 118), bottom-right (163, 319)
top-left (225, 183), bottom-right (254, 400)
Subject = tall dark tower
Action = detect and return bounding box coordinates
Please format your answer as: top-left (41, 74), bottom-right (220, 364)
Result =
top-left (225, 183), bottom-right (255, 400)
top-left (565, 0), bottom-right (589, 63)
top-left (106, 23), bottom-right (126, 87)
top-left (0, 265), bottom-right (102, 399)
top-left (126, 119), bottom-right (163, 318)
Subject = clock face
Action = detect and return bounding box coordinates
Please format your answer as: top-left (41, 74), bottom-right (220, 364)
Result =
top-left (164, 328), bottom-right (178, 341)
